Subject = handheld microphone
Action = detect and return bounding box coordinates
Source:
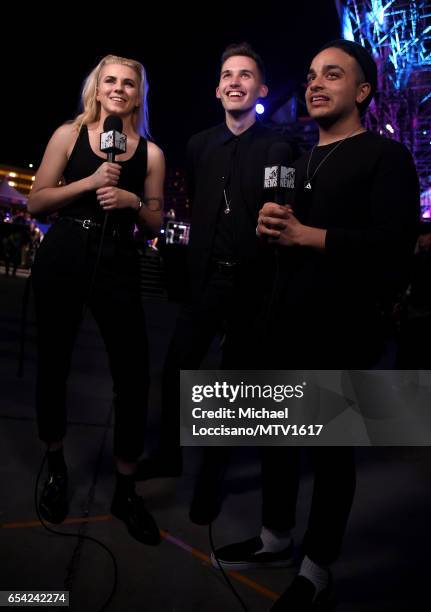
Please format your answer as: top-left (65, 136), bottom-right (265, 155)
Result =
top-left (100, 115), bottom-right (127, 162)
top-left (263, 142), bottom-right (294, 205)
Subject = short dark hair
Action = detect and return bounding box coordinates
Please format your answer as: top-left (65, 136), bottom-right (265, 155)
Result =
top-left (318, 39), bottom-right (378, 113)
top-left (221, 42), bottom-right (266, 83)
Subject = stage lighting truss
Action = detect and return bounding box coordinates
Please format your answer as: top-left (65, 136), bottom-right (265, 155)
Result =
top-left (338, 0), bottom-right (431, 217)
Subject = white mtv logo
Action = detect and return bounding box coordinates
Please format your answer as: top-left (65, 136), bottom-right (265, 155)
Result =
top-left (264, 166), bottom-right (280, 188)
top-left (280, 167), bottom-right (295, 189)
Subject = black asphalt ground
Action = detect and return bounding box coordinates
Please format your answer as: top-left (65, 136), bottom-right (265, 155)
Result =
top-left (1, 269), bottom-right (430, 611)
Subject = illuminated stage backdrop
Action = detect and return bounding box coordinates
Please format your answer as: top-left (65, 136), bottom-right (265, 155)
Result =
top-left (337, 0), bottom-right (431, 218)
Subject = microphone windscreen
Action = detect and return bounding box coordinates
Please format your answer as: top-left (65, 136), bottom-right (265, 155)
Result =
top-left (267, 142), bottom-right (292, 166)
top-left (103, 115), bottom-right (123, 133)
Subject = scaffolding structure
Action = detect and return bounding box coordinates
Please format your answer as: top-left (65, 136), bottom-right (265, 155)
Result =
top-left (337, 0), bottom-right (431, 218)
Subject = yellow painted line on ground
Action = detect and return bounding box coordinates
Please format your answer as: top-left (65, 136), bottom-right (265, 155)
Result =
top-left (1, 515), bottom-right (113, 529)
top-left (161, 529), bottom-right (279, 601)
top-left (2, 517), bottom-right (280, 601)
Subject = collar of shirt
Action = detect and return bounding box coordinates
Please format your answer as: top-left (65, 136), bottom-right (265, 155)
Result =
top-left (214, 120), bottom-right (262, 147)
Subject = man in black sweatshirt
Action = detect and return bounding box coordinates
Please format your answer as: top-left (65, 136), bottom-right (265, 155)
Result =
top-left (214, 40), bottom-right (420, 611)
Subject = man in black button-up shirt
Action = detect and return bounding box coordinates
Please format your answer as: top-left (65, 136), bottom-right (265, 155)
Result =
top-left (186, 119), bottom-right (287, 299)
top-left (136, 43), bottom-right (292, 494)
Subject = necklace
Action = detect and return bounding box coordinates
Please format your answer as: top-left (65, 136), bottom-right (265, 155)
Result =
top-left (304, 129), bottom-right (365, 192)
top-left (223, 188), bottom-right (231, 214)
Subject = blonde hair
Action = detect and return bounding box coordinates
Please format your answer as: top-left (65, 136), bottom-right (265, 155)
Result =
top-left (73, 54), bottom-right (151, 138)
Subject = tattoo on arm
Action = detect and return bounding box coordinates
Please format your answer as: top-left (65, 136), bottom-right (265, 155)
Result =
top-left (143, 197), bottom-right (163, 211)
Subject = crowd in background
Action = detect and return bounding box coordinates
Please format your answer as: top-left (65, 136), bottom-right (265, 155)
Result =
top-left (0, 208), bottom-right (44, 275)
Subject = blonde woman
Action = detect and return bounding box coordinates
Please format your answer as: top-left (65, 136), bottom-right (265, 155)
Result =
top-left (28, 54), bottom-right (165, 545)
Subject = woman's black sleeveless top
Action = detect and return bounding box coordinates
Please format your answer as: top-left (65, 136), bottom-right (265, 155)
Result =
top-left (59, 124), bottom-right (148, 231)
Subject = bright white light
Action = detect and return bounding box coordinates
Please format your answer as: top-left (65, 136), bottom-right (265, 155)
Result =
top-left (29, 163), bottom-right (34, 168)
top-left (256, 103), bottom-right (265, 115)
top-left (385, 123), bottom-right (394, 134)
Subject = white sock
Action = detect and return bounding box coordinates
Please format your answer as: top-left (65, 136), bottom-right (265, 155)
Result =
top-left (259, 526), bottom-right (292, 553)
top-left (298, 555), bottom-right (329, 595)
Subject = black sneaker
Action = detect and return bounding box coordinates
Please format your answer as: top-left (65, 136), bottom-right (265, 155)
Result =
top-left (270, 574), bottom-right (335, 611)
top-left (111, 489), bottom-right (161, 546)
top-left (211, 536), bottom-right (295, 571)
top-left (39, 471), bottom-right (69, 524)
top-left (134, 449), bottom-right (183, 482)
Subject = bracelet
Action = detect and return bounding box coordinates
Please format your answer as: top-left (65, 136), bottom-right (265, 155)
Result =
top-left (136, 198), bottom-right (143, 213)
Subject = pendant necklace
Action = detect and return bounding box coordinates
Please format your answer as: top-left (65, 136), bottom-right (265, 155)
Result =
top-left (304, 129), bottom-right (365, 192)
top-left (223, 188), bottom-right (231, 214)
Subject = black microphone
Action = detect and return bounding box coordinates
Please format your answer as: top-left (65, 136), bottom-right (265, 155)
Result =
top-left (100, 115), bottom-right (127, 162)
top-left (263, 142), bottom-right (294, 205)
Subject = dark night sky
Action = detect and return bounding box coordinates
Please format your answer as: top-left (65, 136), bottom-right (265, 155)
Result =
top-left (4, 3), bottom-right (340, 169)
